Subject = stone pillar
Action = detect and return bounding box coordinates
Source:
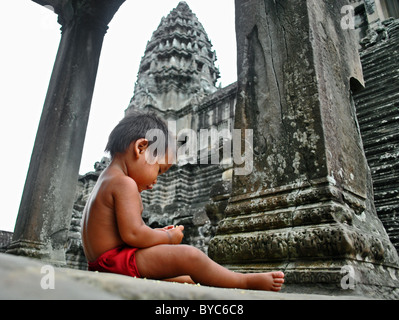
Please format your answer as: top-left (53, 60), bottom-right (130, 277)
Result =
top-left (7, 0), bottom-right (125, 265)
top-left (208, 0), bottom-right (399, 298)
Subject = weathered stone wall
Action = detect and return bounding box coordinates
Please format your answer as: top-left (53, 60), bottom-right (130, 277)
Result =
top-left (354, 18), bottom-right (399, 253)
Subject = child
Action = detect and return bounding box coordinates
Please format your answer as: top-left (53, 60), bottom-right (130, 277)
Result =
top-left (81, 111), bottom-right (285, 291)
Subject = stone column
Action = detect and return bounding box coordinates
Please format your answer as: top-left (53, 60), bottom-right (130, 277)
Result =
top-left (7, 0), bottom-right (125, 266)
top-left (208, 0), bottom-right (399, 297)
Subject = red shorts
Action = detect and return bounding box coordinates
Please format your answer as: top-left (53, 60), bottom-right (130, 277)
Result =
top-left (88, 246), bottom-right (141, 278)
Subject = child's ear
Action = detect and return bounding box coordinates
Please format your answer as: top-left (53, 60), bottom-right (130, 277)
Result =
top-left (134, 138), bottom-right (149, 157)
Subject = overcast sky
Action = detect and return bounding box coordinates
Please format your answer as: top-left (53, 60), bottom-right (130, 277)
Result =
top-left (0, 0), bottom-right (237, 232)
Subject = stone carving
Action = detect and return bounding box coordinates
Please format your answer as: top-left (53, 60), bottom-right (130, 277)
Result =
top-left (94, 157), bottom-right (110, 172)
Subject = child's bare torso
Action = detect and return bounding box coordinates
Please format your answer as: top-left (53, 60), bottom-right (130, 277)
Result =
top-left (81, 165), bottom-right (143, 262)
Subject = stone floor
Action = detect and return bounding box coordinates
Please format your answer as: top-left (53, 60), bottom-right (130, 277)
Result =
top-left (0, 253), bottom-right (371, 300)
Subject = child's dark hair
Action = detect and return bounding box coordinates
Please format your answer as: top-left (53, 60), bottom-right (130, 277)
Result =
top-left (105, 111), bottom-right (170, 159)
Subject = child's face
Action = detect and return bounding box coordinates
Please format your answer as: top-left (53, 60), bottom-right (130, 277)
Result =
top-left (135, 160), bottom-right (172, 193)
top-left (131, 141), bottom-right (173, 192)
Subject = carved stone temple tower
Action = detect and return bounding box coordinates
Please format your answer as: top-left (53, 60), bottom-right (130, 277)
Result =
top-left (126, 1), bottom-right (220, 116)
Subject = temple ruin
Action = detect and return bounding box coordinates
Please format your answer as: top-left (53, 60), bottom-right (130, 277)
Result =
top-left (2, 0), bottom-right (399, 299)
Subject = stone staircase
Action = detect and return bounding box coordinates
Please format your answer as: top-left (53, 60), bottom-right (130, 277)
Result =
top-left (354, 18), bottom-right (399, 253)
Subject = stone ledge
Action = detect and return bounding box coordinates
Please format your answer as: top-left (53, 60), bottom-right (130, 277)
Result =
top-left (0, 253), bottom-right (370, 300)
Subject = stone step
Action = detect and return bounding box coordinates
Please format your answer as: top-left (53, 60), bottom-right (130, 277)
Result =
top-left (361, 61), bottom-right (399, 84)
top-left (358, 112), bottom-right (399, 133)
top-left (360, 49), bottom-right (398, 71)
top-left (0, 253), bottom-right (370, 300)
top-left (355, 82), bottom-right (399, 104)
top-left (354, 84), bottom-right (399, 108)
top-left (359, 35), bottom-right (399, 63)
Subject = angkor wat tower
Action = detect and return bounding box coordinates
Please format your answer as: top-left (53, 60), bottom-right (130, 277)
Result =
top-left (126, 1), bottom-right (221, 116)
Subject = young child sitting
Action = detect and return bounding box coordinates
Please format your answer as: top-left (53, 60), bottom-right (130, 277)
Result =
top-left (81, 111), bottom-right (285, 291)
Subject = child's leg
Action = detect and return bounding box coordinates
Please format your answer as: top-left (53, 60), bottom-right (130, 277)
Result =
top-left (135, 244), bottom-right (284, 291)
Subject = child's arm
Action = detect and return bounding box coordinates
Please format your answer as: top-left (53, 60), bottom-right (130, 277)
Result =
top-left (113, 177), bottom-right (183, 248)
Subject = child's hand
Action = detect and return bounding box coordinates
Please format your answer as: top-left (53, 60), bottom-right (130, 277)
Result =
top-left (166, 225), bottom-right (184, 244)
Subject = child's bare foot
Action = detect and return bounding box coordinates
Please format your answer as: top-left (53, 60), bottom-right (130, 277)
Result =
top-left (245, 271), bottom-right (285, 291)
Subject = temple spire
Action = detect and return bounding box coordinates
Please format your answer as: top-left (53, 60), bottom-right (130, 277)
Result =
top-left (126, 1), bottom-right (220, 115)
